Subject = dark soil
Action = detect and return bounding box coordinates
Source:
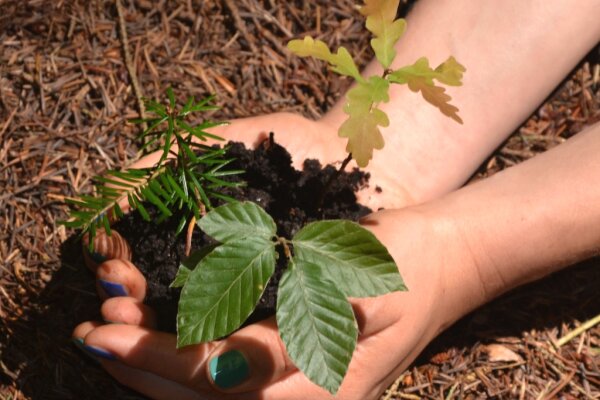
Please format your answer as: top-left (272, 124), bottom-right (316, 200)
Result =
top-left (113, 136), bottom-right (371, 332)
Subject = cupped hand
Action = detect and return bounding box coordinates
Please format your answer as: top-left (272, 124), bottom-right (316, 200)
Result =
top-left (73, 113), bottom-right (467, 399)
top-left (122, 113), bottom-right (417, 211)
top-left (75, 206), bottom-right (474, 400)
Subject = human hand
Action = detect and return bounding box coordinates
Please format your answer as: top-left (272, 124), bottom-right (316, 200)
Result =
top-left (73, 107), bottom-right (488, 398)
top-left (74, 206), bottom-right (477, 399)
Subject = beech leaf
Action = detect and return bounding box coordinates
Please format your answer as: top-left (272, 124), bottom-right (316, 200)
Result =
top-left (198, 201), bottom-right (276, 243)
top-left (360, 0), bottom-right (406, 68)
top-left (170, 245), bottom-right (218, 288)
top-left (277, 259), bottom-right (357, 395)
top-left (292, 220), bottom-right (406, 297)
top-left (177, 237), bottom-right (276, 346)
top-left (287, 37), bottom-right (363, 82)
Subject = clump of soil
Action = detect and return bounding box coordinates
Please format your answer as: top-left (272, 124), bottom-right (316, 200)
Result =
top-left (114, 136), bottom-right (371, 332)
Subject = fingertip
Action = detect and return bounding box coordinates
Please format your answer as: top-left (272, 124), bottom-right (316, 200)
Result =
top-left (205, 318), bottom-right (294, 393)
top-left (101, 297), bottom-right (157, 328)
top-left (96, 259), bottom-right (147, 301)
top-left (72, 320), bottom-right (103, 340)
top-left (82, 228), bottom-right (132, 271)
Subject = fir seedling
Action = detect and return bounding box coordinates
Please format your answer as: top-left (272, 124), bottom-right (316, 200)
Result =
top-left (174, 0), bottom-right (464, 395)
top-left (62, 89), bottom-right (243, 249)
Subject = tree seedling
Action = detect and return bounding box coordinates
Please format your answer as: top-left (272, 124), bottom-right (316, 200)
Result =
top-left (62, 88), bottom-right (243, 254)
top-left (175, 0), bottom-right (464, 394)
top-left (64, 0), bottom-right (464, 395)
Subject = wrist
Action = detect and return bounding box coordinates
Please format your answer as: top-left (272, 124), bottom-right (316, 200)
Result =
top-left (361, 206), bottom-right (482, 337)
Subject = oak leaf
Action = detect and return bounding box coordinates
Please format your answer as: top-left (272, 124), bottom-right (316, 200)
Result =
top-left (360, 0), bottom-right (406, 68)
top-left (287, 37), bottom-right (363, 82)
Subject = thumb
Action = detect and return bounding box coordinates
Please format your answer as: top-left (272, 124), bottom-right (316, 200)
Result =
top-left (205, 318), bottom-right (294, 393)
top-left (80, 317), bottom-right (295, 395)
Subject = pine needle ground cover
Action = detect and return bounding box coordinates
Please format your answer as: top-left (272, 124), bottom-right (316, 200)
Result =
top-left (0, 1), bottom-right (598, 398)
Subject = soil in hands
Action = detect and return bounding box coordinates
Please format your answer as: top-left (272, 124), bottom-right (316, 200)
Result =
top-left (113, 136), bottom-right (372, 332)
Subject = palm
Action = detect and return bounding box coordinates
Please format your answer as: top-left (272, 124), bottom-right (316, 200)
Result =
top-left (213, 113), bottom-right (415, 210)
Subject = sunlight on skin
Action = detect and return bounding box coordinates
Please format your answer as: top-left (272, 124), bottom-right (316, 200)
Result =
top-left (73, 0), bottom-right (600, 398)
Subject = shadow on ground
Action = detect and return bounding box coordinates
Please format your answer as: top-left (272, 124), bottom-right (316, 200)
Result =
top-left (0, 235), bottom-right (145, 399)
top-left (420, 257), bottom-right (600, 362)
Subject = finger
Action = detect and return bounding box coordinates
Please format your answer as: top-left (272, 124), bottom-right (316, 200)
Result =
top-left (82, 318), bottom-right (294, 394)
top-left (96, 259), bottom-right (147, 301)
top-left (101, 297), bottom-right (157, 328)
top-left (102, 362), bottom-right (206, 400)
top-left (82, 228), bottom-right (132, 272)
top-left (72, 321), bottom-right (102, 340)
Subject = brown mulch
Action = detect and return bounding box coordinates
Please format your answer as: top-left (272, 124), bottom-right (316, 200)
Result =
top-left (0, 1), bottom-right (598, 399)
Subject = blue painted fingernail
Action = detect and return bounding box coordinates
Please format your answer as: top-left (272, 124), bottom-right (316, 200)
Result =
top-left (99, 280), bottom-right (128, 297)
top-left (72, 338), bottom-right (117, 362)
top-left (209, 350), bottom-right (250, 389)
top-left (84, 244), bottom-right (108, 264)
top-left (89, 251), bottom-right (107, 264)
top-left (82, 344), bottom-right (118, 361)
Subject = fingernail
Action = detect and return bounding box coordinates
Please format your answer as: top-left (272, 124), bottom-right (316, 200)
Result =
top-left (72, 338), bottom-right (117, 361)
top-left (209, 350), bottom-right (250, 389)
top-left (89, 251), bottom-right (107, 264)
top-left (99, 280), bottom-right (128, 297)
top-left (84, 244), bottom-right (108, 264)
top-left (82, 344), bottom-right (118, 361)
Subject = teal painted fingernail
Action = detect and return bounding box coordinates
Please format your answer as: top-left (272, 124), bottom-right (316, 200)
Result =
top-left (99, 280), bottom-right (128, 297)
top-left (209, 350), bottom-right (250, 389)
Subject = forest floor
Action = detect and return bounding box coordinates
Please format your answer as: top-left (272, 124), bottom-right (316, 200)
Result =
top-left (0, 1), bottom-right (599, 399)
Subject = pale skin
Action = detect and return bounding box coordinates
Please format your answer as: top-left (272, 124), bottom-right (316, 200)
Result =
top-left (73, 1), bottom-right (600, 399)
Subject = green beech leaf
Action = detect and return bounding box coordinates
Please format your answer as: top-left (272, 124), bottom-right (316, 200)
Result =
top-left (170, 245), bottom-right (218, 288)
top-left (292, 220), bottom-right (406, 297)
top-left (177, 237), bottom-right (276, 346)
top-left (360, 0), bottom-right (406, 68)
top-left (198, 201), bottom-right (276, 243)
top-left (287, 37), bottom-right (363, 82)
top-left (171, 266), bottom-right (192, 289)
top-left (277, 259), bottom-right (357, 395)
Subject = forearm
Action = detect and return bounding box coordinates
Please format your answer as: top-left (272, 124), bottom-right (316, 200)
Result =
top-left (323, 0), bottom-right (600, 203)
top-left (430, 122), bottom-right (600, 327)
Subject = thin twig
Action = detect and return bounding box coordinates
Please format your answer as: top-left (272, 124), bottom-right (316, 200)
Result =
top-left (115, 0), bottom-right (146, 132)
top-left (555, 313), bottom-right (600, 347)
top-left (317, 153), bottom-right (353, 211)
top-left (223, 0), bottom-right (258, 52)
top-left (185, 215), bottom-right (196, 257)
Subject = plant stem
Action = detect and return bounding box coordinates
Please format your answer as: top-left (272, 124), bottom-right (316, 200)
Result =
top-left (316, 153), bottom-right (353, 212)
top-left (277, 237), bottom-right (292, 259)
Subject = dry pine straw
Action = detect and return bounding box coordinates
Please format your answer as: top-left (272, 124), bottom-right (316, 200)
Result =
top-left (0, 1), bottom-right (598, 399)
